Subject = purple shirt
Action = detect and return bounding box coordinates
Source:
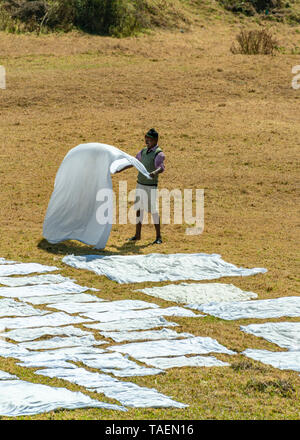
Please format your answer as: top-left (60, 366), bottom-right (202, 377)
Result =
top-left (136, 145), bottom-right (165, 172)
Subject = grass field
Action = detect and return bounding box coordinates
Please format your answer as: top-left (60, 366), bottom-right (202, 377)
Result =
top-left (0, 8), bottom-right (299, 419)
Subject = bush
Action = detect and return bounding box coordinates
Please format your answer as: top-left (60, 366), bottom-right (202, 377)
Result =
top-left (230, 27), bottom-right (279, 54)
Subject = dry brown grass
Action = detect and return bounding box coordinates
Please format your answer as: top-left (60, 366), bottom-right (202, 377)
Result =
top-left (0, 19), bottom-right (299, 420)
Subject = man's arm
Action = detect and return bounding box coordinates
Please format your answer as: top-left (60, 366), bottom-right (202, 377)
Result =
top-left (150, 152), bottom-right (165, 178)
top-left (115, 164), bottom-right (133, 173)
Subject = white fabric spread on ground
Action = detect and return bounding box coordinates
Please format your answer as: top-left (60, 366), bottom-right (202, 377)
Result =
top-left (0, 281), bottom-right (98, 298)
top-left (84, 317), bottom-right (179, 332)
top-left (242, 349), bottom-right (300, 373)
top-left (63, 253), bottom-right (267, 284)
top-left (240, 322), bottom-right (300, 351)
top-left (0, 263), bottom-right (59, 277)
top-left (0, 298), bottom-right (48, 317)
top-left (1, 325), bottom-right (91, 342)
top-left (100, 328), bottom-right (194, 343)
top-left (0, 312), bottom-right (89, 330)
top-left (0, 274), bottom-right (72, 287)
top-left (194, 296), bottom-right (300, 320)
top-left (0, 258), bottom-right (16, 265)
top-left (111, 336), bottom-right (236, 359)
top-left (138, 355), bottom-right (230, 369)
top-left (0, 370), bottom-right (18, 380)
top-left (19, 293), bottom-right (104, 305)
top-left (51, 299), bottom-right (159, 314)
top-left (0, 379), bottom-right (125, 416)
top-left (136, 282), bottom-right (258, 306)
top-left (35, 367), bottom-right (186, 408)
top-left (18, 336), bottom-right (106, 350)
top-left (43, 143), bottom-right (151, 249)
top-left (80, 306), bottom-right (201, 323)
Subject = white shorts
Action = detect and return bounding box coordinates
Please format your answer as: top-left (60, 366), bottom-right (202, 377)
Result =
top-left (135, 183), bottom-right (158, 214)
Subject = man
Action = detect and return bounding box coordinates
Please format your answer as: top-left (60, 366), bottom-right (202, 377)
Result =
top-left (117, 128), bottom-right (165, 244)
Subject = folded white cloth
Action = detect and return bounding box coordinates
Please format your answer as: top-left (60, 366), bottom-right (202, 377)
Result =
top-left (63, 253), bottom-right (267, 284)
top-left (241, 322), bottom-right (300, 351)
top-left (43, 143), bottom-right (150, 249)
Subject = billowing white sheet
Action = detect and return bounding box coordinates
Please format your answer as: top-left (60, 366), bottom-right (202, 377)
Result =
top-left (138, 355), bottom-right (230, 369)
top-left (194, 296), bottom-right (300, 320)
top-left (137, 282), bottom-right (257, 306)
top-left (84, 317), bottom-right (179, 332)
top-left (0, 263), bottom-right (58, 277)
top-left (0, 274), bottom-right (72, 287)
top-left (0, 379), bottom-right (125, 416)
top-left (111, 336), bottom-right (236, 359)
top-left (100, 328), bottom-right (193, 343)
top-left (51, 299), bottom-right (159, 314)
top-left (0, 312), bottom-right (89, 330)
top-left (1, 325), bottom-right (91, 342)
top-left (0, 298), bottom-right (48, 317)
top-left (0, 281), bottom-right (98, 298)
top-left (63, 253), bottom-right (267, 284)
top-left (242, 349), bottom-right (300, 373)
top-left (43, 143), bottom-right (151, 249)
top-left (35, 367), bottom-right (187, 408)
top-left (80, 306), bottom-right (201, 322)
top-left (240, 322), bottom-right (300, 351)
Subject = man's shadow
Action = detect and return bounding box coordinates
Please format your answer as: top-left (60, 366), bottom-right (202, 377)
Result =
top-left (38, 238), bottom-right (153, 257)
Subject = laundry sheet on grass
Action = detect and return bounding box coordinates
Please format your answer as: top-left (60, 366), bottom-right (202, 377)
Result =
top-left (0, 298), bottom-right (48, 317)
top-left (63, 253), bottom-right (267, 284)
top-left (0, 281), bottom-right (98, 299)
top-left (0, 377), bottom-right (125, 416)
top-left (136, 282), bottom-right (258, 306)
top-left (84, 316), bottom-right (179, 332)
top-left (194, 296), bottom-right (300, 320)
top-left (18, 335), bottom-right (106, 351)
top-left (43, 143), bottom-right (151, 249)
top-left (51, 299), bottom-right (159, 315)
top-left (20, 292), bottom-right (104, 305)
top-left (35, 367), bottom-right (187, 408)
top-left (1, 325), bottom-right (92, 342)
top-left (80, 306), bottom-right (201, 323)
top-left (138, 355), bottom-right (230, 369)
top-left (100, 328), bottom-right (194, 343)
top-left (0, 258), bottom-right (16, 265)
top-left (111, 336), bottom-right (236, 359)
top-left (0, 312), bottom-right (89, 330)
top-left (242, 349), bottom-right (300, 373)
top-left (240, 322), bottom-right (300, 351)
top-left (0, 274), bottom-right (73, 287)
top-left (0, 263), bottom-right (59, 277)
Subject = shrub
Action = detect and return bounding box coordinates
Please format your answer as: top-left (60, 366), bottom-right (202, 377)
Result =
top-left (230, 27), bottom-right (279, 54)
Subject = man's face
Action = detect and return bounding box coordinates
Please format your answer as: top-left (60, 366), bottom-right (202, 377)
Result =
top-left (145, 136), bottom-right (157, 148)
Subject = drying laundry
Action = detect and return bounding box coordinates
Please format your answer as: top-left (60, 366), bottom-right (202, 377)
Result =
top-left (35, 367), bottom-right (187, 408)
top-left (1, 325), bottom-right (92, 342)
top-left (63, 253), bottom-right (267, 284)
top-left (18, 335), bottom-right (106, 351)
top-left (0, 311), bottom-right (89, 330)
top-left (0, 298), bottom-right (48, 317)
top-left (51, 299), bottom-right (159, 314)
top-left (43, 143), bottom-right (151, 249)
top-left (194, 296), bottom-right (300, 320)
top-left (0, 281), bottom-right (98, 298)
top-left (0, 258), bottom-right (16, 265)
top-left (0, 263), bottom-right (59, 277)
top-left (80, 306), bottom-right (201, 323)
top-left (0, 274), bottom-right (72, 287)
top-left (0, 370), bottom-right (18, 380)
top-left (0, 378), bottom-right (125, 416)
top-left (242, 349), bottom-right (300, 373)
top-left (84, 317), bottom-right (179, 332)
top-left (111, 336), bottom-right (236, 359)
top-left (99, 328), bottom-right (193, 343)
top-left (240, 322), bottom-right (300, 351)
top-left (19, 293), bottom-right (104, 305)
top-left (138, 355), bottom-right (230, 369)
top-left (136, 282), bottom-right (258, 306)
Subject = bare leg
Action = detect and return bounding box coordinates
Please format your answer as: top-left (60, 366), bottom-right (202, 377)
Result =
top-left (129, 209), bottom-right (143, 241)
top-left (152, 212), bottom-right (162, 243)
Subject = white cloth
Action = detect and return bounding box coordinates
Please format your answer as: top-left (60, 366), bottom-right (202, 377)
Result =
top-left (43, 143), bottom-right (151, 249)
top-left (63, 253), bottom-right (267, 284)
top-left (0, 312), bottom-right (89, 330)
top-left (18, 336), bottom-right (106, 351)
top-left (51, 299), bottom-right (159, 314)
top-left (0, 263), bottom-right (58, 277)
top-left (99, 328), bottom-right (193, 343)
top-left (111, 336), bottom-right (236, 359)
top-left (0, 379), bottom-right (124, 416)
top-left (0, 274), bottom-right (72, 287)
top-left (136, 282), bottom-right (258, 306)
top-left (19, 293), bottom-right (104, 305)
top-left (2, 325), bottom-right (91, 342)
top-left (0, 258), bottom-right (16, 265)
top-left (242, 349), bottom-right (300, 373)
top-left (240, 322), bottom-right (300, 351)
top-left (0, 298), bottom-right (48, 317)
top-left (138, 355), bottom-right (230, 369)
top-left (84, 317), bottom-right (179, 332)
top-left (0, 281), bottom-right (98, 298)
top-left (194, 296), bottom-right (300, 320)
top-left (0, 370), bottom-right (18, 380)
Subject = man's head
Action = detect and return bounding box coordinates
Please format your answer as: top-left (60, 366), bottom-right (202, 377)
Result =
top-left (145, 128), bottom-right (158, 148)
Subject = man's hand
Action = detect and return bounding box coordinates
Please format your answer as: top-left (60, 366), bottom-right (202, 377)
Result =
top-left (150, 167), bottom-right (162, 179)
